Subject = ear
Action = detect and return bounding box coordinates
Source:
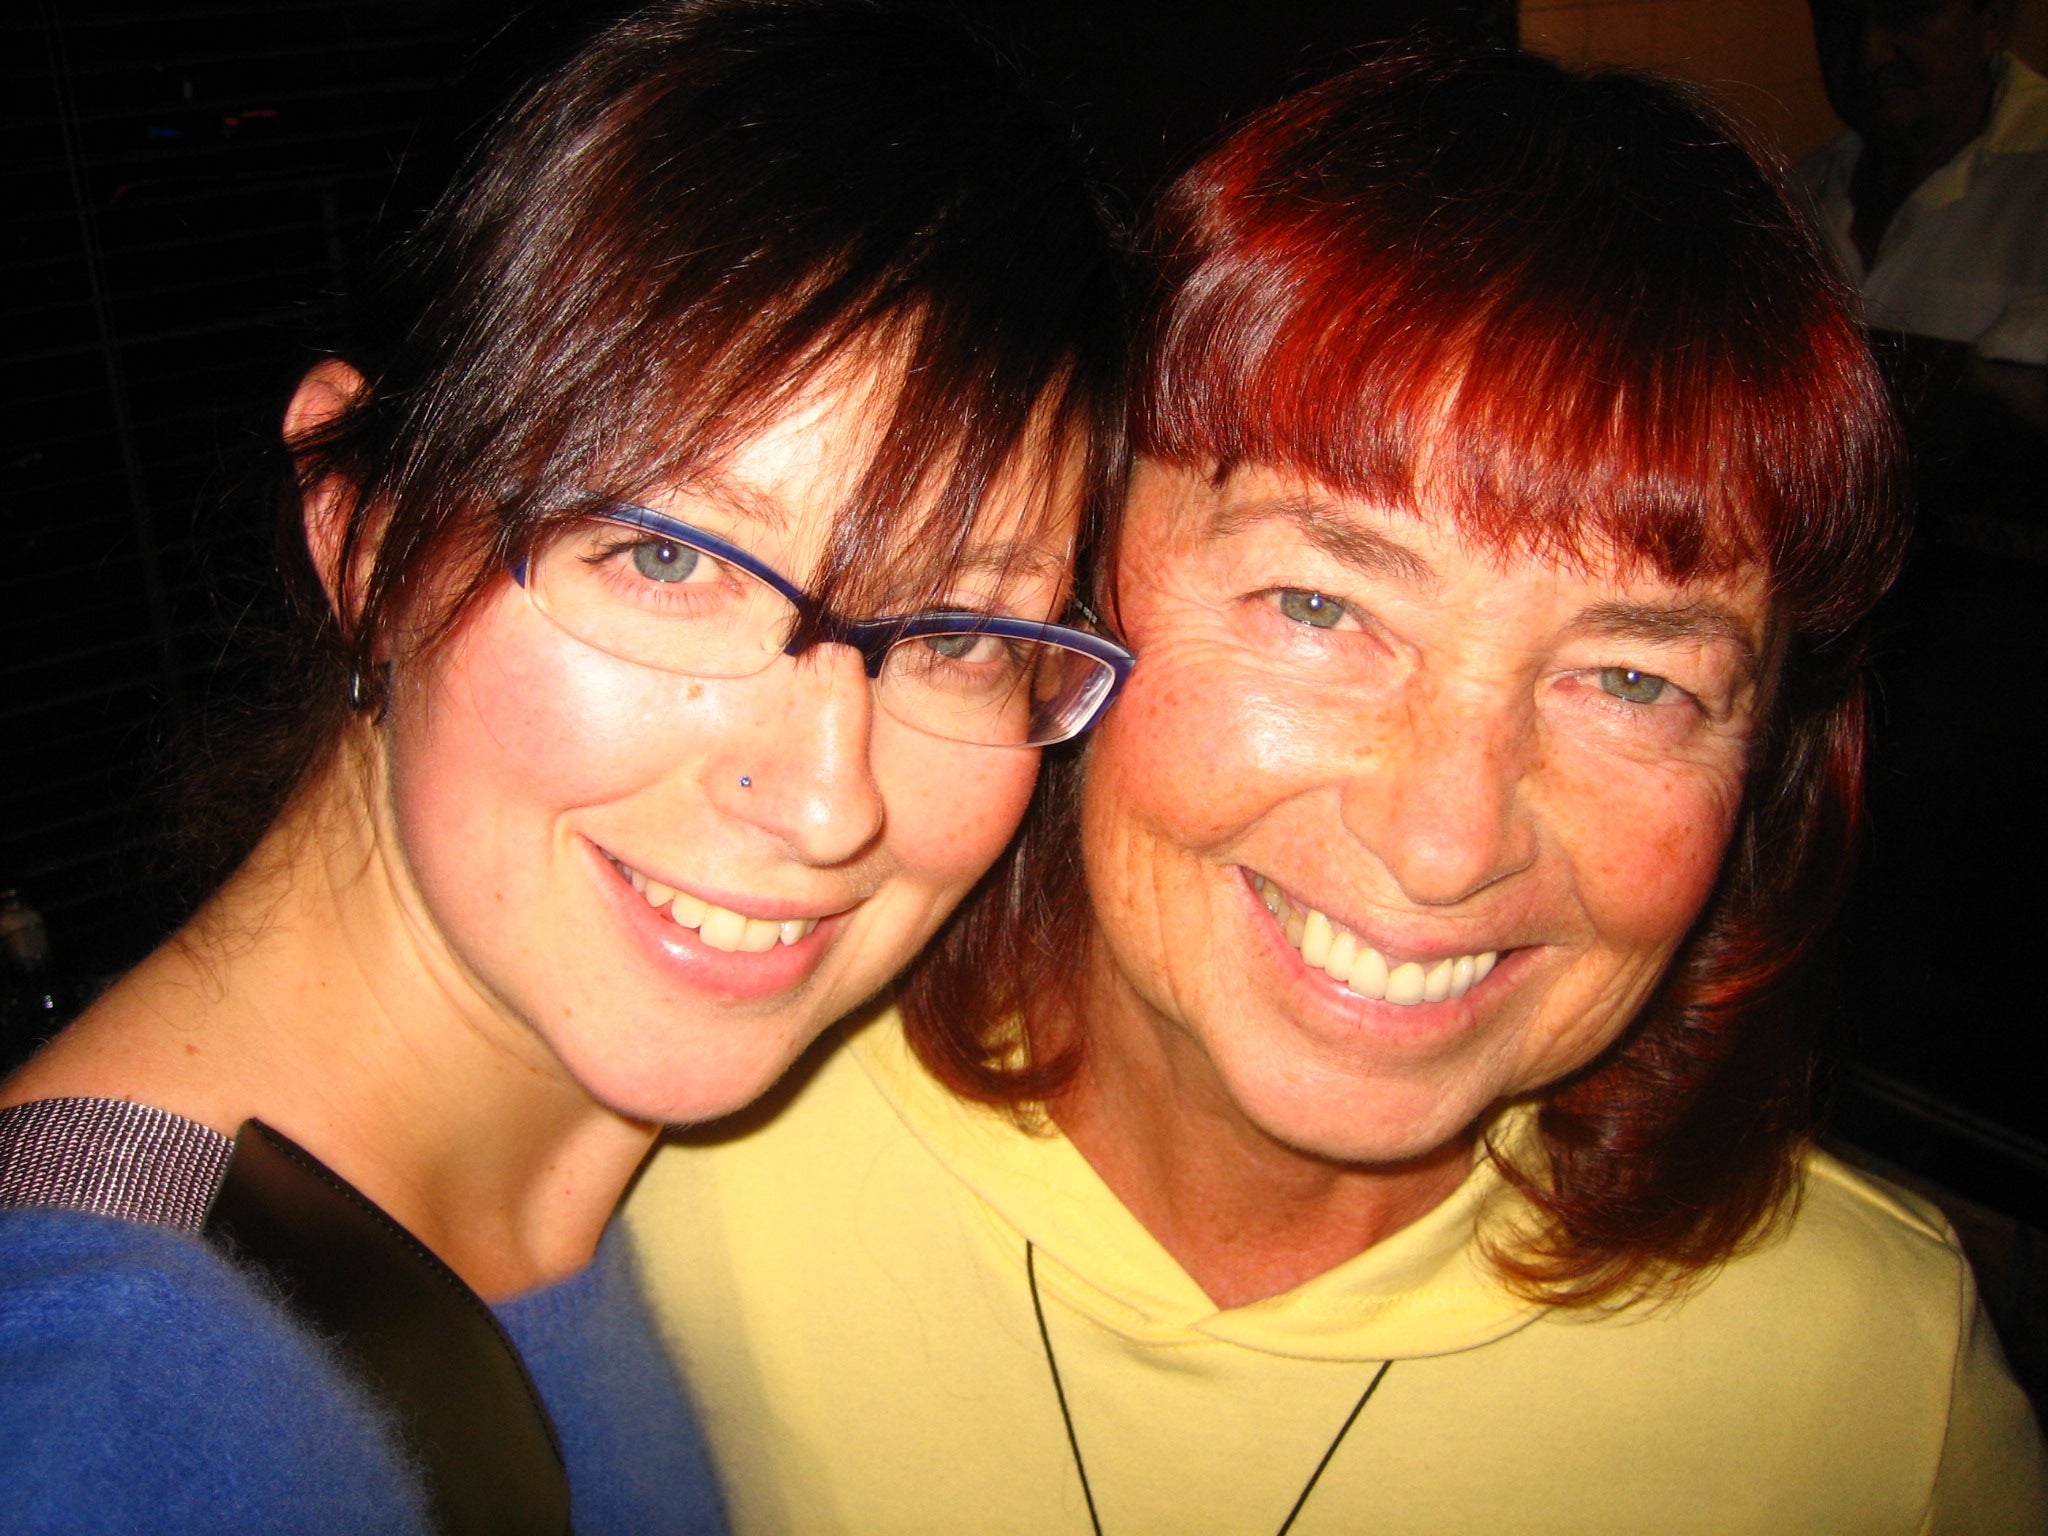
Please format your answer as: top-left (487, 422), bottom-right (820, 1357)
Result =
top-left (285, 358), bottom-right (368, 612)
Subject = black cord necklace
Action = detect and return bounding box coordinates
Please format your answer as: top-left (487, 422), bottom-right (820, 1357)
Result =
top-left (1025, 1242), bottom-right (1393, 1536)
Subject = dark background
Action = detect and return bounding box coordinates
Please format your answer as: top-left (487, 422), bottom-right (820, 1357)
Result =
top-left (6, 0), bottom-right (2046, 1381)
top-left (1, 0), bottom-right (1511, 989)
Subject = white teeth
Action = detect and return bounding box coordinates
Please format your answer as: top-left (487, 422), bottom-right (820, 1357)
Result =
top-left (1300, 909), bottom-right (1334, 968)
top-left (699, 906), bottom-right (747, 952)
top-left (1349, 944), bottom-right (1389, 1000)
top-left (1323, 928), bottom-right (1357, 983)
top-left (1423, 958), bottom-right (1455, 1003)
top-left (1386, 961), bottom-right (1427, 1005)
top-left (614, 860), bottom-right (824, 954)
top-left (1253, 874), bottom-right (1498, 1008)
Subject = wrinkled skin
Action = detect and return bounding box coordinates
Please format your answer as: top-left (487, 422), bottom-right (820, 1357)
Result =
top-left (1061, 462), bottom-right (1766, 1299)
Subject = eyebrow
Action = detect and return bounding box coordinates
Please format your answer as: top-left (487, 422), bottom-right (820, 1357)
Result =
top-left (678, 467), bottom-right (793, 533)
top-left (947, 539), bottom-right (1067, 580)
top-left (679, 474), bottom-right (1067, 600)
top-left (1207, 495), bottom-right (1438, 585)
top-left (1576, 601), bottom-right (1763, 674)
top-left (1208, 496), bottom-right (1764, 673)
top-left (868, 540), bottom-right (1070, 620)
top-left (686, 463), bottom-right (1069, 563)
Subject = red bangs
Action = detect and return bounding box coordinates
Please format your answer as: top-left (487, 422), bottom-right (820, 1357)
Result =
top-left (1138, 54), bottom-right (1902, 635)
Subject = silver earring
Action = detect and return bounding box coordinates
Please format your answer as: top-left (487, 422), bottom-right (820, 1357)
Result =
top-left (346, 664), bottom-right (389, 723)
top-left (739, 775), bottom-right (752, 788)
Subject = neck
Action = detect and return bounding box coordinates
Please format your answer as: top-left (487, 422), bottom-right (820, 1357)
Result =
top-left (6, 743), bottom-right (654, 1300)
top-left (1049, 963), bottom-right (1474, 1311)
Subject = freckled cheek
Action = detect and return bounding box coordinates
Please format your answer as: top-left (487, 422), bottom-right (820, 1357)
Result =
top-left (1566, 770), bottom-right (1743, 954)
top-left (869, 731), bottom-right (1040, 886)
top-left (397, 619), bottom-right (749, 812)
top-left (1089, 653), bottom-right (1310, 854)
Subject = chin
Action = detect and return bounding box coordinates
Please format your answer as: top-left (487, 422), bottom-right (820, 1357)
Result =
top-left (1236, 1068), bottom-right (1495, 1171)
top-left (562, 1027), bottom-right (809, 1128)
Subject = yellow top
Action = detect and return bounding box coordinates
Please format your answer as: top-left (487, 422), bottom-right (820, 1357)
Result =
top-left (627, 1008), bottom-right (2047, 1535)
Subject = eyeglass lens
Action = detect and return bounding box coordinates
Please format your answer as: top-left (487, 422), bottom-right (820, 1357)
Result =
top-left (524, 519), bottom-right (1116, 747)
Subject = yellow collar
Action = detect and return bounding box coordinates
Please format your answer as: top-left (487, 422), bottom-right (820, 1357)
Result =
top-left (851, 1012), bottom-right (1547, 1361)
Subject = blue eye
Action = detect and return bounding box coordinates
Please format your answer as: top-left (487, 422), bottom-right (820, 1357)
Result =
top-left (633, 539), bottom-right (701, 583)
top-left (1598, 667), bottom-right (1669, 705)
top-left (1277, 590), bottom-right (1347, 629)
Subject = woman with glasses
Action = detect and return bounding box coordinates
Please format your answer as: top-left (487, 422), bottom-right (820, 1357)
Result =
top-left (626, 45), bottom-right (2046, 1534)
top-left (0, 3), bottom-right (1123, 1532)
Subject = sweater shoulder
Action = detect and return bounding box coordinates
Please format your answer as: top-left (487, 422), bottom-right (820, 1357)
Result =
top-left (1661, 1148), bottom-right (1974, 1356)
top-left (0, 1207), bottom-right (429, 1536)
top-left (497, 1225), bottom-right (729, 1536)
top-left (1782, 1149), bottom-right (1968, 1291)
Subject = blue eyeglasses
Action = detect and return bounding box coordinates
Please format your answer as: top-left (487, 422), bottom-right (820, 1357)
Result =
top-left (513, 502), bottom-right (1132, 748)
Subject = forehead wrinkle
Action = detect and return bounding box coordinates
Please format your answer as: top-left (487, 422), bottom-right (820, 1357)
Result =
top-left (1576, 600), bottom-right (1763, 675)
top-left (1206, 493), bottom-right (1439, 586)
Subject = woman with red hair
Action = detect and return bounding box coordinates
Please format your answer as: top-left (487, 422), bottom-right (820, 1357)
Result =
top-left (629, 45), bottom-right (2046, 1532)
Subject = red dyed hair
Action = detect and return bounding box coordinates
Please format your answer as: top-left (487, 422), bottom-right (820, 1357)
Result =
top-left (903, 46), bottom-right (1907, 1305)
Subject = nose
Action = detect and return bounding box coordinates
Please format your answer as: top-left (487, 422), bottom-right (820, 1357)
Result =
top-left (708, 643), bottom-right (886, 866)
top-left (1338, 678), bottom-right (1537, 908)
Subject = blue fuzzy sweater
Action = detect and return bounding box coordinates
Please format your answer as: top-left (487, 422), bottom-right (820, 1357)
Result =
top-left (0, 1209), bottom-right (727, 1535)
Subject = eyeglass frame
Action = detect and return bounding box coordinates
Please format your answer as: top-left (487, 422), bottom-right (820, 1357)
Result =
top-left (509, 500), bottom-right (1134, 744)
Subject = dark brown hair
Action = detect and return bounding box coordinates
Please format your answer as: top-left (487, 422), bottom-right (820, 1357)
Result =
top-left (189, 0), bottom-right (1125, 883)
top-left (904, 46), bottom-right (1907, 1306)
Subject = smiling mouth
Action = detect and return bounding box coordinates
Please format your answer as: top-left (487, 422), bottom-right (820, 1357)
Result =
top-left (1250, 873), bottom-right (1497, 1006)
top-left (609, 857), bottom-right (823, 954)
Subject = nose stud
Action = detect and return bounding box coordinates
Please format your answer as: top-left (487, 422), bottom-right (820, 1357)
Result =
top-left (739, 776), bottom-right (752, 788)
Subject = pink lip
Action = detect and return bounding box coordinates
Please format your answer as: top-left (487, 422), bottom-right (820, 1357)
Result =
top-left (585, 840), bottom-right (844, 1003)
